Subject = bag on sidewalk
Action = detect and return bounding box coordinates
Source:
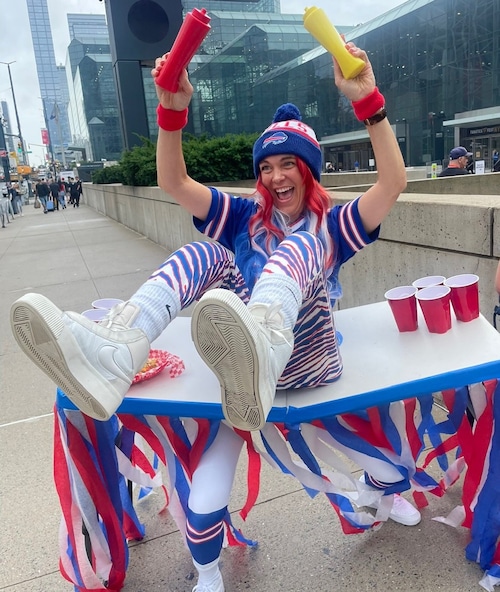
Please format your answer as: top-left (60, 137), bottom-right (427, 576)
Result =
top-left (34, 198), bottom-right (41, 209)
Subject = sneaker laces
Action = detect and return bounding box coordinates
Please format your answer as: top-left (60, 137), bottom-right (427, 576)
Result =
top-left (252, 301), bottom-right (294, 348)
top-left (98, 301), bottom-right (138, 331)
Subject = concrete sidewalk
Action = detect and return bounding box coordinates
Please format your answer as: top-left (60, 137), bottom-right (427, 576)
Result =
top-left (0, 203), bottom-right (486, 591)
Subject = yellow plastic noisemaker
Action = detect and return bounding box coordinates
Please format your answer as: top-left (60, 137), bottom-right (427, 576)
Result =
top-left (303, 6), bottom-right (365, 79)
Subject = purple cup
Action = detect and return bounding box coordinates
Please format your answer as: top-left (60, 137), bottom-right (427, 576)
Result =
top-left (81, 308), bottom-right (109, 322)
top-left (92, 298), bottom-right (124, 310)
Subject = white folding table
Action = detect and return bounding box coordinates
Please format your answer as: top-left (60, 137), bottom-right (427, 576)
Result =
top-left (54, 302), bottom-right (500, 591)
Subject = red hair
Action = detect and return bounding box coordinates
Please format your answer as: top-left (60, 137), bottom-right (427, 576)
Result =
top-left (249, 157), bottom-right (334, 267)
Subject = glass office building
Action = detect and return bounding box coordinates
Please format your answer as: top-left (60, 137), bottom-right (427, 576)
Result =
top-left (145, 1), bottom-right (341, 140)
top-left (65, 14), bottom-right (123, 162)
top-left (66, 44), bottom-right (123, 162)
top-left (183, 1), bottom-right (280, 14)
top-left (163, 0), bottom-right (499, 171)
top-left (188, 21), bottom-right (320, 136)
top-left (67, 13), bottom-right (109, 41)
top-left (0, 101), bottom-right (16, 156)
top-left (324, 0), bottom-right (500, 170)
top-left (26, 0), bottom-right (72, 161)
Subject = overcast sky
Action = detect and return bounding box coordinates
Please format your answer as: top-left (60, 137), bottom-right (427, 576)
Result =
top-left (0, 0), bottom-right (406, 166)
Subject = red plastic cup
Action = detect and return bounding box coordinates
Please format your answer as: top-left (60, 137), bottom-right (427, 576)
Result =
top-left (444, 274), bottom-right (479, 322)
top-left (156, 8), bottom-right (211, 93)
top-left (384, 286), bottom-right (418, 332)
top-left (416, 285), bottom-right (452, 333)
top-left (412, 275), bottom-right (446, 290)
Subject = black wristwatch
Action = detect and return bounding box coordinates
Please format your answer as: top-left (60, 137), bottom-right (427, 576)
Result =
top-left (364, 107), bottom-right (388, 126)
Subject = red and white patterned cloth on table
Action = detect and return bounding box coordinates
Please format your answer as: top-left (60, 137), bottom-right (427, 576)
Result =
top-left (132, 349), bottom-right (185, 384)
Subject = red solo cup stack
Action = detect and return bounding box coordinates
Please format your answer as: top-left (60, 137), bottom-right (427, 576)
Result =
top-left (156, 8), bottom-right (211, 93)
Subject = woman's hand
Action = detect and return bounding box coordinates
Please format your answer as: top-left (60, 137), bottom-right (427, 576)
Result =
top-left (151, 53), bottom-right (194, 111)
top-left (333, 43), bottom-right (376, 102)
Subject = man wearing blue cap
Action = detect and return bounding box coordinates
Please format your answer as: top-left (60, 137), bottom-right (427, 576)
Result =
top-left (438, 146), bottom-right (473, 176)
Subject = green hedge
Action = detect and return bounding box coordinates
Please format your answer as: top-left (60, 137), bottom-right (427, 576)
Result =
top-left (92, 133), bottom-right (260, 186)
top-left (90, 165), bottom-right (124, 185)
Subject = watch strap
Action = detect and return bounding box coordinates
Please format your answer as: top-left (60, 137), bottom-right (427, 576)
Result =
top-left (364, 107), bottom-right (387, 126)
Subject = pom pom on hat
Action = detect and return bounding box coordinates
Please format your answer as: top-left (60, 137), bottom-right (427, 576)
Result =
top-left (272, 103), bottom-right (302, 123)
top-left (253, 103), bottom-right (322, 181)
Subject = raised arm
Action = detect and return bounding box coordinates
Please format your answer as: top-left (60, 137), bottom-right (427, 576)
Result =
top-left (152, 56), bottom-right (212, 221)
top-left (333, 45), bottom-right (406, 234)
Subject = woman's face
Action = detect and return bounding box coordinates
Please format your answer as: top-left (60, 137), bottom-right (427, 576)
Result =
top-left (258, 154), bottom-right (305, 222)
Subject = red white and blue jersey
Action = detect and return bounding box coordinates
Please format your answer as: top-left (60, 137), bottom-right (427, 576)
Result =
top-left (194, 187), bottom-right (379, 304)
top-left (193, 188), bottom-right (380, 389)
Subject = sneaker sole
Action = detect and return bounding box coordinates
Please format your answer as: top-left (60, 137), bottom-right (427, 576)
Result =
top-left (192, 290), bottom-right (265, 431)
top-left (10, 293), bottom-right (120, 420)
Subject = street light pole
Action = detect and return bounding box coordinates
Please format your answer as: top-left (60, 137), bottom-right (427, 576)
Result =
top-left (0, 61), bottom-right (28, 166)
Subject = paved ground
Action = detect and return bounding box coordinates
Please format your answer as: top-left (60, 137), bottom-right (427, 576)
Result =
top-left (0, 202), bottom-right (489, 591)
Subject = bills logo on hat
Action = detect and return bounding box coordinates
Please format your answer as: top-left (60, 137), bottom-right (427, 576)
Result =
top-left (263, 132), bottom-right (288, 148)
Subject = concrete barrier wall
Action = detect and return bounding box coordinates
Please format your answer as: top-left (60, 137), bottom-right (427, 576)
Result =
top-left (335, 170), bottom-right (500, 195)
top-left (83, 183), bottom-right (500, 322)
top-left (320, 168), bottom-right (427, 188)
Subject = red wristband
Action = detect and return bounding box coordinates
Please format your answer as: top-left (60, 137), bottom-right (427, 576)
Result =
top-left (157, 104), bottom-right (188, 131)
top-left (352, 87), bottom-right (385, 121)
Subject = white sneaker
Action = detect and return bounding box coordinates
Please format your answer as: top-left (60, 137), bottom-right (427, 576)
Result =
top-left (192, 570), bottom-right (224, 592)
top-left (192, 289), bottom-right (293, 431)
top-left (10, 293), bottom-right (150, 420)
top-left (360, 475), bottom-right (421, 526)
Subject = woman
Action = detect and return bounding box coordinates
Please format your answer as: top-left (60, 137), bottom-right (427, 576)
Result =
top-left (11, 43), bottom-right (414, 591)
top-left (69, 178), bottom-right (81, 207)
top-left (58, 180), bottom-right (67, 209)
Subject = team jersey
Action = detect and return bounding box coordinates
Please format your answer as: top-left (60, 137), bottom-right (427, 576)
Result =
top-left (194, 187), bottom-right (379, 303)
top-left (193, 188), bottom-right (380, 389)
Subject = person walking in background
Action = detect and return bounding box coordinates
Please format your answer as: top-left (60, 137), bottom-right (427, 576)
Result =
top-left (57, 180), bottom-right (67, 209)
top-left (438, 146), bottom-right (472, 176)
top-left (19, 179), bottom-right (29, 206)
top-left (11, 183), bottom-right (23, 216)
top-left (75, 176), bottom-right (83, 200)
top-left (6, 183), bottom-right (15, 215)
top-left (492, 149), bottom-right (499, 172)
top-left (69, 178), bottom-right (81, 207)
top-left (49, 179), bottom-right (60, 210)
top-left (35, 179), bottom-right (50, 213)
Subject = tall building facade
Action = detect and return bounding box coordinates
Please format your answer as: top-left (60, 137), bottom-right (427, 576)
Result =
top-left (178, 0), bottom-right (500, 171)
top-left (67, 13), bottom-right (109, 40)
top-left (26, 0), bottom-right (72, 164)
top-left (0, 101), bottom-right (16, 156)
top-left (65, 14), bottom-right (123, 162)
top-left (145, 0), bottom-right (326, 139)
top-left (183, 0), bottom-right (279, 13)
